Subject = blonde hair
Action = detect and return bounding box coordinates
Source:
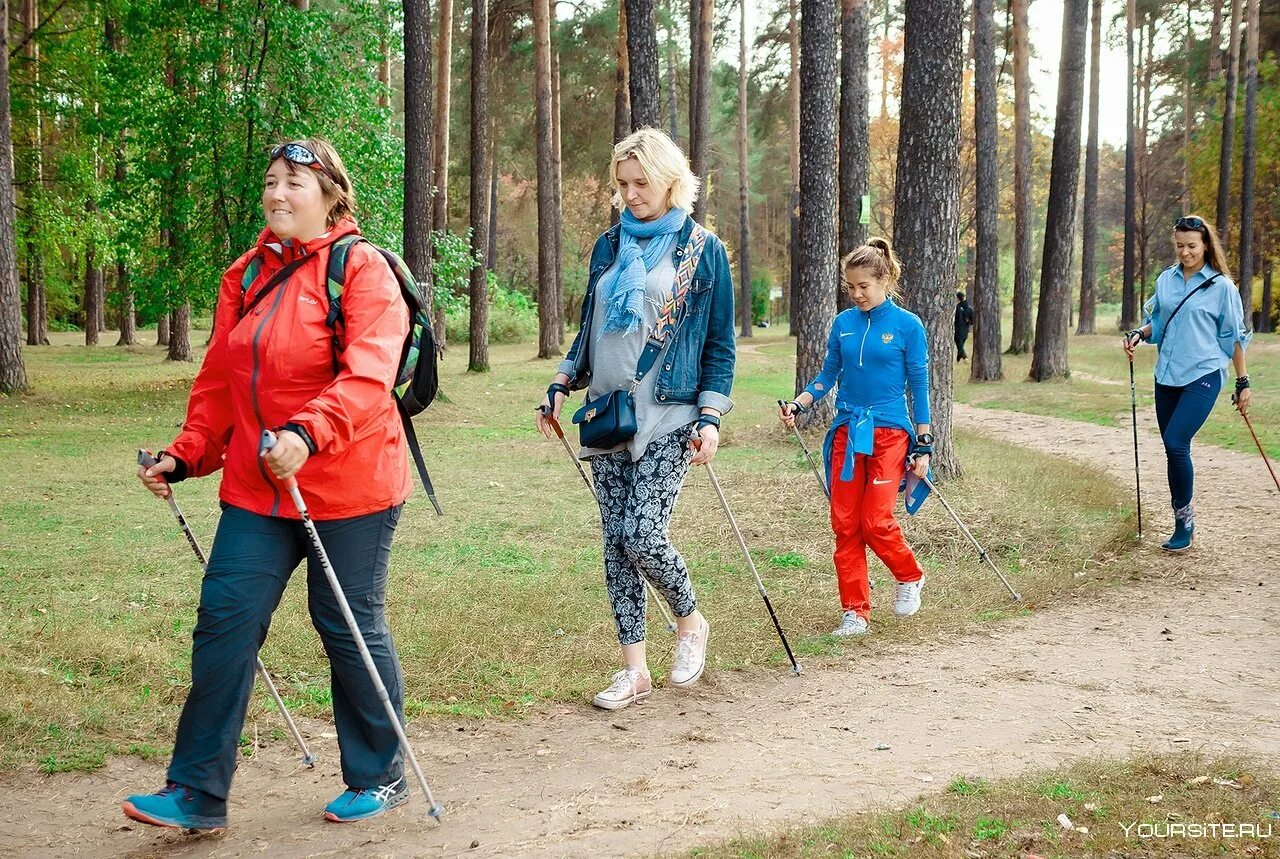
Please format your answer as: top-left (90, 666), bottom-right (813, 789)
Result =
top-left (267, 137), bottom-right (358, 228)
top-left (1174, 213), bottom-right (1232, 280)
top-left (609, 127), bottom-right (700, 214)
top-left (841, 237), bottom-right (903, 299)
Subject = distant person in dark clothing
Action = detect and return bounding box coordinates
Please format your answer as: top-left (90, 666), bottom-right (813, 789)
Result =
top-left (954, 290), bottom-right (974, 361)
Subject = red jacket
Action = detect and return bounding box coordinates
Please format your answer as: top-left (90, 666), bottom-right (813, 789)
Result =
top-left (167, 218), bottom-right (412, 520)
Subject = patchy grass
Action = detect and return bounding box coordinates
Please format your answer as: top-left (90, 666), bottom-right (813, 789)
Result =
top-left (682, 753), bottom-right (1279, 858)
top-left (1, 329), bottom-right (1137, 773)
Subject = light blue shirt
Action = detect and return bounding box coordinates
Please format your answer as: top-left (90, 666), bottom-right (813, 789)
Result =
top-left (1143, 263), bottom-right (1248, 388)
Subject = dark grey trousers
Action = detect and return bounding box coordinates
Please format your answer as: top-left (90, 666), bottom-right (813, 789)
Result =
top-left (167, 503), bottom-right (405, 799)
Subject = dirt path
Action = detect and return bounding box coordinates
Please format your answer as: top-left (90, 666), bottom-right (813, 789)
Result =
top-left (4, 406), bottom-right (1277, 858)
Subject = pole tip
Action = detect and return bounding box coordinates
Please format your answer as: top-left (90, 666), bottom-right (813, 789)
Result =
top-left (667, 622), bottom-right (678, 633)
top-left (428, 804), bottom-right (445, 820)
top-left (301, 753), bottom-right (317, 767)
top-left (790, 665), bottom-right (803, 676)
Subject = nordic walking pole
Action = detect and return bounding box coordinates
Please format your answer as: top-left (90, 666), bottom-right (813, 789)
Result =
top-left (1240, 411), bottom-right (1280, 492)
top-left (136, 449), bottom-right (317, 767)
top-left (537, 407), bottom-right (678, 634)
top-left (691, 437), bottom-right (802, 676)
top-left (259, 432), bottom-right (444, 821)
top-left (777, 400), bottom-right (829, 499)
top-left (1128, 356), bottom-right (1144, 538)
top-left (908, 457), bottom-right (1021, 602)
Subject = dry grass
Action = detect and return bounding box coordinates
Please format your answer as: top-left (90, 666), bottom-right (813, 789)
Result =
top-left (682, 752), bottom-right (1279, 858)
top-left (1, 329), bottom-right (1137, 773)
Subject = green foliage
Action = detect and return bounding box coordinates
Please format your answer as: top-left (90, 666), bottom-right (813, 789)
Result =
top-left (445, 275), bottom-right (539, 344)
top-left (431, 229), bottom-right (483, 313)
top-left (751, 271), bottom-right (772, 325)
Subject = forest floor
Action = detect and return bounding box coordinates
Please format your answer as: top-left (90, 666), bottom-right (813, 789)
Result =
top-left (2, 390), bottom-right (1276, 857)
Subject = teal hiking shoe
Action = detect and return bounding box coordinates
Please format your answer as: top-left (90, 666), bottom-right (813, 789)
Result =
top-left (1161, 503), bottom-right (1195, 553)
top-left (323, 777), bottom-right (409, 822)
top-left (121, 782), bottom-right (227, 831)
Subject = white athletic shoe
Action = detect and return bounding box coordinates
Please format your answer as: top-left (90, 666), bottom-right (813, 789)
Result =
top-left (669, 616), bottom-right (709, 687)
top-left (893, 577), bottom-right (925, 616)
top-left (592, 667), bottom-right (652, 710)
top-left (832, 611), bottom-right (870, 637)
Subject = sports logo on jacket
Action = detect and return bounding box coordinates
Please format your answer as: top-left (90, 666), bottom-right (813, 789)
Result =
top-left (881, 332), bottom-right (894, 344)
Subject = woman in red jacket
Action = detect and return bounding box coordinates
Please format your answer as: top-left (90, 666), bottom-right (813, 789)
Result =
top-left (124, 138), bottom-right (414, 830)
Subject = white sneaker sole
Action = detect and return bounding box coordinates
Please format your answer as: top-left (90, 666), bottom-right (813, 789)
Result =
top-left (592, 688), bottom-right (651, 710)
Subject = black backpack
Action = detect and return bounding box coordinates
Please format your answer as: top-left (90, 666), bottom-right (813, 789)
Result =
top-left (326, 235), bottom-right (442, 515)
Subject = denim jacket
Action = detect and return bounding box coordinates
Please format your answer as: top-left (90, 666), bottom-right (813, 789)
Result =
top-left (558, 218), bottom-right (736, 415)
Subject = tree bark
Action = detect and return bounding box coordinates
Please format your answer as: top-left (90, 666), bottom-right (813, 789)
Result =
top-left (624, 0), bottom-right (661, 129)
top-left (665, 24), bottom-right (678, 141)
top-left (84, 220), bottom-right (99, 346)
top-left (1260, 258), bottom-right (1272, 333)
top-left (689, 0), bottom-right (712, 223)
top-left (615, 3), bottom-right (631, 145)
top-left (1209, 0), bottom-right (1224, 80)
top-left (167, 304), bottom-right (193, 362)
top-left (894, 0), bottom-right (963, 477)
top-left (1007, 0), bottom-right (1032, 354)
top-left (1076, 0), bottom-right (1101, 336)
top-left (156, 311), bottom-right (170, 346)
top-left (1216, 0), bottom-right (1242, 248)
top-left (1029, 0), bottom-right (1087, 381)
top-left (404, 0), bottom-right (436, 348)
top-left (432, 0), bottom-right (453, 236)
top-left (788, 0), bottom-right (800, 334)
top-left (552, 46), bottom-right (564, 343)
top-left (488, 125), bottom-right (498, 268)
top-left (0, 0), bottom-right (26, 393)
top-left (1121, 0), bottom-right (1138, 330)
top-left (794, 0), bottom-right (838, 429)
top-left (469, 0), bottom-right (490, 371)
top-left (21, 0), bottom-right (46, 347)
top-left (116, 261), bottom-right (135, 346)
top-left (737, 0), bottom-right (751, 338)
top-left (838, 0), bottom-right (869, 315)
top-left (378, 33), bottom-right (392, 109)
top-left (971, 0), bottom-right (1002, 377)
top-left (1236, 0), bottom-right (1259, 322)
top-left (534, 0), bottom-right (560, 358)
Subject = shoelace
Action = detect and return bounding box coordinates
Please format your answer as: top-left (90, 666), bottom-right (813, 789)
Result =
top-left (838, 613), bottom-right (861, 631)
top-left (672, 633), bottom-right (701, 671)
top-left (605, 667), bottom-right (642, 695)
top-left (158, 782), bottom-right (189, 800)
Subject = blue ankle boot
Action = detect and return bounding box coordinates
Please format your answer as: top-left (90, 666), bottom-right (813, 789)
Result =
top-left (1161, 503), bottom-right (1195, 553)
top-left (122, 782), bottom-right (227, 831)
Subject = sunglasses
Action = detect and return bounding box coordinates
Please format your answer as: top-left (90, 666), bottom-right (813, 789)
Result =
top-left (269, 142), bottom-right (333, 180)
top-left (1174, 216), bottom-right (1206, 231)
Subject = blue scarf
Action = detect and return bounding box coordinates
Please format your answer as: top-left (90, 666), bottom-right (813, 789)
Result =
top-left (600, 207), bottom-right (689, 333)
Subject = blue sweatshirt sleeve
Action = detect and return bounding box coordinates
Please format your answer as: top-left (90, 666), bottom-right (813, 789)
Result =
top-left (905, 315), bottom-right (931, 426)
top-left (803, 319), bottom-right (843, 403)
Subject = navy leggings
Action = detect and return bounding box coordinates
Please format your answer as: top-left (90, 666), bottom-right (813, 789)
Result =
top-left (167, 503), bottom-right (405, 800)
top-left (1154, 370), bottom-right (1221, 509)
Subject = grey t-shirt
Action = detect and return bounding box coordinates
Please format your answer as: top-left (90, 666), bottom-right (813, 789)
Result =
top-left (579, 242), bottom-right (699, 461)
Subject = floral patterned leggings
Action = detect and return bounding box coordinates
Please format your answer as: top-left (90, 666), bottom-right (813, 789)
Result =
top-left (590, 424), bottom-right (699, 645)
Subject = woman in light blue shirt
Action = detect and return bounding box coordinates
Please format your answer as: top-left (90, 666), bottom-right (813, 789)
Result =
top-left (1123, 215), bottom-right (1252, 552)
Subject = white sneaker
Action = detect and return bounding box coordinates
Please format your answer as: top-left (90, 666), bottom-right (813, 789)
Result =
top-left (832, 611), bottom-right (869, 637)
top-left (893, 577), bottom-right (925, 616)
top-left (669, 615), bottom-right (709, 687)
top-left (592, 667), bottom-right (652, 710)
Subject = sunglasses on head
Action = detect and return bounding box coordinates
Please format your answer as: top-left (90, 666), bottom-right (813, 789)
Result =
top-left (1174, 216), bottom-right (1206, 232)
top-left (269, 142), bottom-right (333, 180)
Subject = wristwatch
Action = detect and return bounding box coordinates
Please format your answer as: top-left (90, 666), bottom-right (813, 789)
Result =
top-left (915, 433), bottom-right (934, 446)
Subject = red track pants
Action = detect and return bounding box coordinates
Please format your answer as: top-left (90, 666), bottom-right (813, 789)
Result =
top-left (830, 425), bottom-right (924, 618)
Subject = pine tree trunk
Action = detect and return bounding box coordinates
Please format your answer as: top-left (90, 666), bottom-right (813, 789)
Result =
top-left (156, 312), bottom-right (170, 347)
top-left (1216, 0), bottom-right (1242, 248)
top-left (1236, 0), bottom-right (1259, 322)
top-left (84, 230), bottom-right (99, 346)
top-left (1007, 0), bottom-right (1032, 354)
top-left (0, 0), bottom-right (27, 394)
top-left (552, 47), bottom-right (565, 344)
top-left (1076, 0), bottom-right (1101, 336)
top-left (1029, 0), bottom-right (1087, 381)
top-left (1182, 0), bottom-right (1192, 209)
top-left (378, 33), bottom-right (392, 109)
top-left (1121, 0), bottom-right (1138, 330)
top-left (737, 0), bottom-right (752, 338)
top-left (794, 0), bottom-right (839, 429)
top-left (894, 0), bottom-right (963, 477)
top-left (971, 0), bottom-right (1002, 377)
top-left (788, 0), bottom-right (800, 335)
top-left (838, 0), bottom-right (869, 316)
top-left (1209, 0), bottom-right (1224, 80)
top-left (167, 304), bottom-right (192, 362)
top-left (116, 261), bottom-right (135, 346)
top-left (1260, 259), bottom-right (1272, 333)
top-left (432, 0), bottom-right (453, 237)
top-left (624, 0), bottom-right (660, 129)
top-left (689, 0), bottom-right (712, 223)
top-left (534, 0), bottom-right (560, 358)
top-left (488, 129), bottom-right (498, 268)
top-left (404, 0), bottom-right (437, 349)
top-left (665, 26), bottom-right (678, 141)
top-left (469, 0), bottom-right (490, 372)
top-left (615, 5), bottom-right (631, 145)
top-left (21, 0), bottom-right (46, 347)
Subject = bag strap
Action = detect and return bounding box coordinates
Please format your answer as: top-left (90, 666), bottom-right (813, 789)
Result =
top-left (1163, 272), bottom-right (1221, 332)
top-left (396, 395), bottom-right (443, 516)
top-left (241, 253), bottom-right (311, 318)
top-left (629, 225), bottom-right (709, 392)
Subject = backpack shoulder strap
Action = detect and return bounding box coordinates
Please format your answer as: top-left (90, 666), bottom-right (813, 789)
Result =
top-left (324, 234), bottom-right (367, 329)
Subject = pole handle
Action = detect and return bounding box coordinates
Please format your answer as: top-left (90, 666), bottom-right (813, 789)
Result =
top-left (538, 405), bottom-right (568, 441)
top-left (259, 430), bottom-right (300, 493)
